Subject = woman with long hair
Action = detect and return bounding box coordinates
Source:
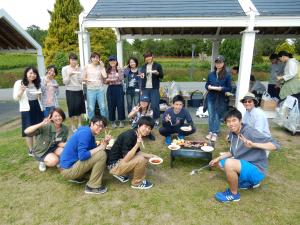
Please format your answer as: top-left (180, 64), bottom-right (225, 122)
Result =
top-left (128, 95), bottom-right (153, 128)
top-left (62, 53), bottom-right (86, 132)
top-left (24, 108), bottom-right (68, 172)
top-left (124, 57), bottom-right (141, 113)
top-left (105, 55), bottom-right (126, 128)
top-left (13, 66), bottom-right (44, 156)
top-left (205, 55), bottom-right (232, 142)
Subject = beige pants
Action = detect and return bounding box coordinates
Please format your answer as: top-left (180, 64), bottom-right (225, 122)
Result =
top-left (110, 154), bottom-right (148, 186)
top-left (61, 150), bottom-right (107, 188)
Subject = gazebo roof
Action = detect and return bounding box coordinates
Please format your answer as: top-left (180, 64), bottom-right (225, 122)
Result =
top-left (0, 9), bottom-right (41, 51)
top-left (82, 0), bottom-right (300, 38)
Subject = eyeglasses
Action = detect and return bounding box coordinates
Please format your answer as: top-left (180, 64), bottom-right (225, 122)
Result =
top-left (243, 100), bottom-right (253, 104)
top-left (94, 123), bottom-right (105, 129)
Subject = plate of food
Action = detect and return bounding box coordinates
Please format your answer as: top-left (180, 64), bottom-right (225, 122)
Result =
top-left (201, 145), bottom-right (214, 152)
top-left (180, 126), bottom-right (192, 132)
top-left (149, 157), bottom-right (163, 165)
top-left (168, 143), bottom-right (181, 150)
top-left (28, 90), bottom-right (42, 94)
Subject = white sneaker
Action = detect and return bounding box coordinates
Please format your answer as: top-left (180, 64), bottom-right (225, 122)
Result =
top-left (119, 121), bottom-right (124, 128)
top-left (205, 132), bottom-right (212, 140)
top-left (39, 162), bottom-right (46, 172)
top-left (211, 133), bottom-right (218, 142)
top-left (112, 122), bottom-right (117, 129)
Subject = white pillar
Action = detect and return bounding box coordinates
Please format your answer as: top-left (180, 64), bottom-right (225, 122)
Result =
top-left (115, 28), bottom-right (124, 67)
top-left (211, 39), bottom-right (220, 71)
top-left (78, 30), bottom-right (91, 69)
top-left (235, 30), bottom-right (257, 113)
top-left (36, 48), bottom-right (45, 77)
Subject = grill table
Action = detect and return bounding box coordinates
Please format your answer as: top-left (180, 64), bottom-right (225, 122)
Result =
top-left (170, 146), bottom-right (213, 168)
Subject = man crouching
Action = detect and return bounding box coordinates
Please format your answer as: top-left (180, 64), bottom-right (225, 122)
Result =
top-left (209, 108), bottom-right (280, 203)
top-left (106, 116), bottom-right (159, 189)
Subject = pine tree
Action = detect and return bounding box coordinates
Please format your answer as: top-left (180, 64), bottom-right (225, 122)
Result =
top-left (44, 0), bottom-right (83, 66)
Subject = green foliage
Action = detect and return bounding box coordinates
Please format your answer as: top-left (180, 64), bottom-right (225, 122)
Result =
top-left (293, 39), bottom-right (300, 54)
top-left (0, 53), bottom-right (36, 70)
top-left (219, 39), bottom-right (241, 66)
top-left (88, 28), bottom-right (116, 62)
top-left (26, 25), bottom-right (47, 47)
top-left (44, 0), bottom-right (83, 66)
top-left (275, 41), bottom-right (296, 54)
top-left (255, 38), bottom-right (285, 56)
top-left (253, 55), bottom-right (264, 64)
top-left (52, 51), bottom-right (69, 85)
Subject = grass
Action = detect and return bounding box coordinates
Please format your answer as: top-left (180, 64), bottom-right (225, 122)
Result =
top-left (0, 111), bottom-right (299, 224)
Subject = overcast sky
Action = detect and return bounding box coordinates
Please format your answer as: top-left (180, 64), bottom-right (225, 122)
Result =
top-left (0, 0), bottom-right (97, 30)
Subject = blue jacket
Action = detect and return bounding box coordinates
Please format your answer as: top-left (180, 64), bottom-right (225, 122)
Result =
top-left (60, 126), bottom-right (96, 169)
top-left (205, 70), bottom-right (232, 102)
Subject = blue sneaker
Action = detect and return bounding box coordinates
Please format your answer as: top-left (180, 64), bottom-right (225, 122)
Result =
top-left (113, 174), bottom-right (129, 183)
top-left (215, 188), bottom-right (240, 203)
top-left (178, 133), bottom-right (185, 139)
top-left (131, 180), bottom-right (153, 190)
top-left (165, 136), bottom-right (171, 145)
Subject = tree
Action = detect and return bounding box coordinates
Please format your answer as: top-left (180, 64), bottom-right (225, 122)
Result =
top-left (275, 41), bottom-right (296, 54)
top-left (26, 25), bottom-right (47, 47)
top-left (43, 0), bottom-right (83, 66)
top-left (255, 38), bottom-right (285, 56)
top-left (293, 39), bottom-right (300, 54)
top-left (219, 39), bottom-right (241, 66)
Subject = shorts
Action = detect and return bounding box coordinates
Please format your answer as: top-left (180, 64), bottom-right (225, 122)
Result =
top-left (219, 159), bottom-right (265, 187)
top-left (35, 144), bottom-right (57, 162)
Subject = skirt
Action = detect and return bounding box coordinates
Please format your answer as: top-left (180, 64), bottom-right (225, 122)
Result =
top-left (66, 90), bottom-right (86, 117)
top-left (21, 100), bottom-right (44, 137)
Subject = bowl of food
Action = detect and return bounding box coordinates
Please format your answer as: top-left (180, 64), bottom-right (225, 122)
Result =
top-left (201, 145), bottom-right (214, 152)
top-left (149, 157), bottom-right (163, 165)
top-left (168, 144), bottom-right (181, 150)
top-left (180, 126), bottom-right (192, 132)
top-left (106, 139), bottom-right (115, 150)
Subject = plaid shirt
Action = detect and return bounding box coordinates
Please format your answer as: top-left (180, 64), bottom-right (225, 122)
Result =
top-left (105, 69), bottom-right (124, 85)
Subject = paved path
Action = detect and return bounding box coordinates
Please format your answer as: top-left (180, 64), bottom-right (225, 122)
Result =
top-left (0, 101), bottom-right (19, 125)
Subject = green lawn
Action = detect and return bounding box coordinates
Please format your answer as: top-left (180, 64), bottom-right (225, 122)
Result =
top-left (0, 117), bottom-right (299, 224)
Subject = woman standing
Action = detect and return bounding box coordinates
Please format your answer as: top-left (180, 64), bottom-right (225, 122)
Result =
top-left (277, 51), bottom-right (300, 106)
top-left (62, 53), bottom-right (86, 132)
top-left (13, 66), bottom-right (44, 156)
top-left (105, 55), bottom-right (126, 128)
top-left (41, 65), bottom-right (59, 117)
top-left (124, 57), bottom-right (141, 114)
top-left (205, 55), bottom-right (232, 142)
top-left (83, 52), bottom-right (108, 121)
top-left (24, 108), bottom-right (68, 172)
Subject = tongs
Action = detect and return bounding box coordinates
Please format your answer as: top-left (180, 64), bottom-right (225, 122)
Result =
top-left (190, 164), bottom-right (210, 175)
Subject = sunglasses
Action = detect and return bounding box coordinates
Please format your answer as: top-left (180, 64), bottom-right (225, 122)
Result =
top-left (243, 100), bottom-right (253, 104)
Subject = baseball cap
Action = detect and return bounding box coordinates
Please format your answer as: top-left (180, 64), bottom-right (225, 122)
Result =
top-left (140, 95), bottom-right (150, 102)
top-left (215, 55), bottom-right (225, 63)
top-left (108, 55), bottom-right (117, 61)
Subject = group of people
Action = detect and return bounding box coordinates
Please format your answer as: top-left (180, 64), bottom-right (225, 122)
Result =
top-left (13, 51), bottom-right (287, 202)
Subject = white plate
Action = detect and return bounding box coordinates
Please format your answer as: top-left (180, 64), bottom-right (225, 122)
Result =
top-left (28, 91), bottom-right (42, 94)
top-left (168, 144), bottom-right (181, 150)
top-left (72, 71), bottom-right (81, 74)
top-left (180, 126), bottom-right (192, 131)
top-left (149, 157), bottom-right (163, 165)
top-left (201, 145), bottom-right (214, 152)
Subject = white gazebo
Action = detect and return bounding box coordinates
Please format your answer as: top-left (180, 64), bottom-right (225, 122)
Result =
top-left (78, 0), bottom-right (300, 112)
top-left (0, 9), bottom-right (45, 76)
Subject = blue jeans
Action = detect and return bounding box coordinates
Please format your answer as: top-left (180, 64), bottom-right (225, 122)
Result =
top-left (207, 99), bottom-right (226, 134)
top-left (141, 88), bottom-right (160, 120)
top-left (126, 91), bottom-right (140, 113)
top-left (43, 106), bottom-right (55, 117)
top-left (87, 88), bottom-right (107, 120)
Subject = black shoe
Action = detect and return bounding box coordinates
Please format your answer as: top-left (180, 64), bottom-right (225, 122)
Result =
top-left (148, 133), bottom-right (156, 141)
top-left (84, 185), bottom-right (107, 194)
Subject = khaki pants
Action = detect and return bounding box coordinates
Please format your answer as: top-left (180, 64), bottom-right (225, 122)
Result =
top-left (110, 155), bottom-right (148, 186)
top-left (61, 150), bottom-right (107, 188)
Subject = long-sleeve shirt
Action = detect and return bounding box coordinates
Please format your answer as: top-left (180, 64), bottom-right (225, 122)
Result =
top-left (282, 58), bottom-right (298, 81)
top-left (83, 64), bottom-right (107, 89)
top-left (41, 78), bottom-right (59, 107)
top-left (162, 107), bottom-right (194, 128)
top-left (62, 65), bottom-right (83, 91)
top-left (60, 126), bottom-right (96, 169)
top-left (105, 69), bottom-right (124, 86)
top-left (242, 107), bottom-right (271, 137)
top-left (269, 63), bottom-right (284, 85)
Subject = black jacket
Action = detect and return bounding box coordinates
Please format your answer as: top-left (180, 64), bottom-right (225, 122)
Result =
top-left (140, 62), bottom-right (164, 89)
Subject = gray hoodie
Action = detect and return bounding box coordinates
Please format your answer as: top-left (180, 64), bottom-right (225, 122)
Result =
top-left (229, 124), bottom-right (280, 175)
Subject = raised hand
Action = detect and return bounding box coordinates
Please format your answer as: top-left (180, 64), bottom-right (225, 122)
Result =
top-left (239, 134), bottom-right (254, 148)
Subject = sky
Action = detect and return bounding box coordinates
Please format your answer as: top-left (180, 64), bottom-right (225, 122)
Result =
top-left (0, 0), bottom-right (97, 30)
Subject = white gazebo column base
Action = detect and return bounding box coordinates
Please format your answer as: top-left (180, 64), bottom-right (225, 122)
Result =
top-left (235, 30), bottom-right (257, 114)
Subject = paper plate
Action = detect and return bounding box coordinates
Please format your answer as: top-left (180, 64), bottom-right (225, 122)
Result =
top-left (180, 126), bottom-right (192, 131)
top-left (168, 144), bottom-right (180, 150)
top-left (201, 145), bottom-right (214, 152)
top-left (149, 157), bottom-right (163, 165)
top-left (28, 91), bottom-right (42, 94)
